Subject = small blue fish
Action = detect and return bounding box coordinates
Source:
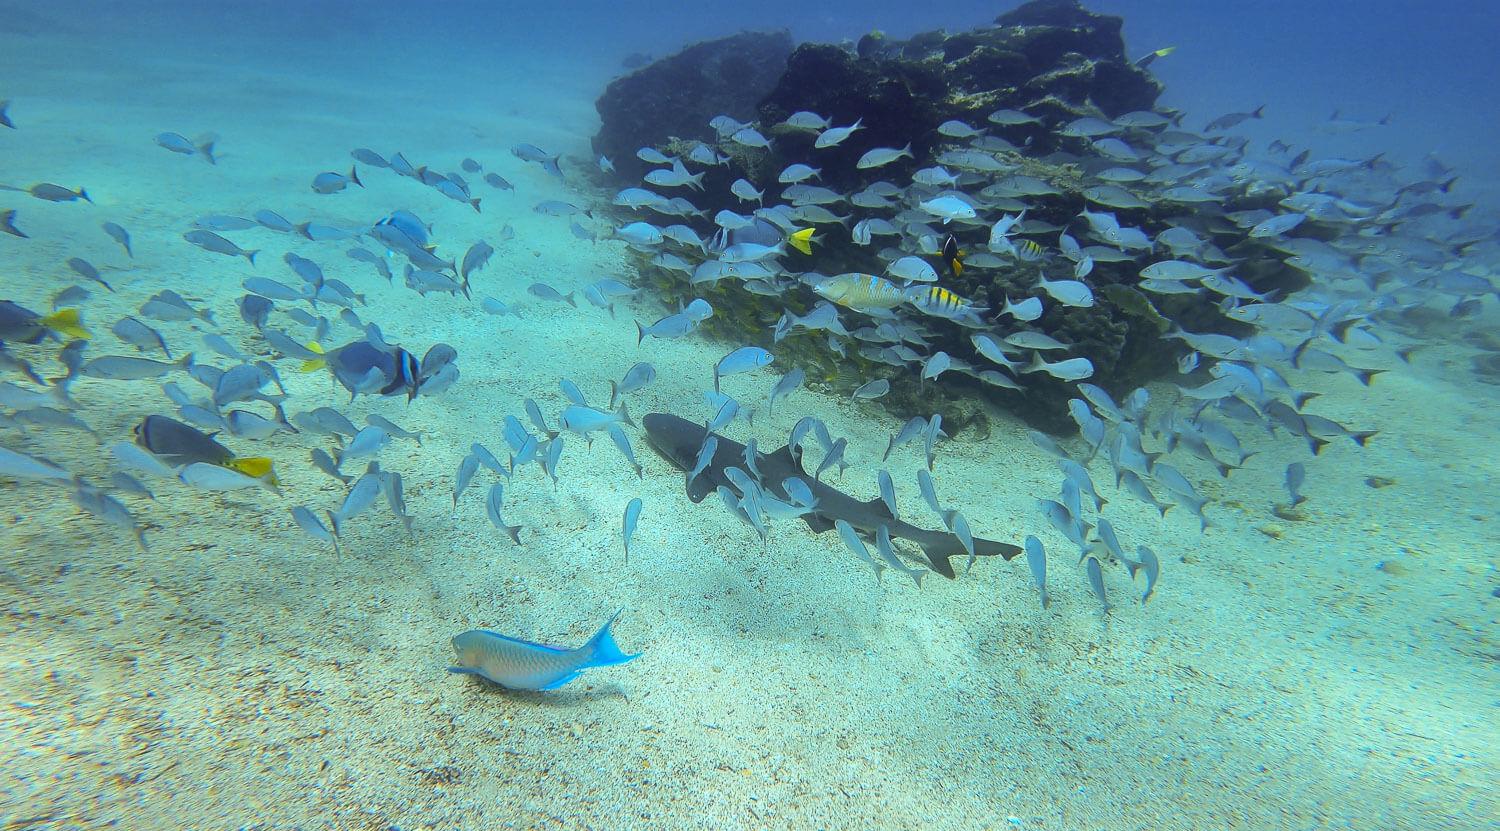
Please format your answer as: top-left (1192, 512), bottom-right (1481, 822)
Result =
top-left (622, 498), bottom-right (642, 563)
top-left (448, 612), bottom-right (639, 691)
top-left (542, 436), bottom-right (564, 486)
top-left (330, 470), bottom-right (381, 536)
top-left (559, 402), bottom-right (633, 439)
top-left (705, 396), bottom-right (738, 434)
top-left (687, 435), bottom-right (718, 488)
top-left (636, 312), bottom-right (694, 344)
top-left (510, 143), bottom-right (563, 178)
top-left (922, 414), bottom-right (946, 472)
top-left (335, 425), bottom-right (390, 467)
top-left (916, 469), bottom-right (942, 518)
top-left (1129, 545), bottom-right (1160, 603)
top-left (154, 132), bottom-right (216, 163)
top-left (1085, 556), bottom-right (1111, 615)
top-left (1024, 535), bottom-right (1048, 609)
top-left (877, 469), bottom-right (898, 520)
top-left (767, 368), bottom-right (804, 417)
top-left (485, 482), bottom-right (522, 545)
top-left (524, 398), bottom-right (552, 437)
top-left (884, 416), bottom-right (927, 462)
top-left (1285, 462), bottom-right (1307, 507)
top-left (834, 518), bottom-right (885, 582)
top-left (609, 362), bottom-right (656, 409)
top-left (290, 505), bottom-right (340, 557)
top-left (606, 423), bottom-right (642, 478)
top-left (453, 453), bottom-right (479, 508)
top-left (814, 437), bottom-right (847, 482)
top-left (528, 282), bottom-right (576, 307)
top-left (713, 346), bottom-right (773, 394)
top-left (311, 167), bottom-right (362, 194)
top-left (851, 379), bottom-right (889, 401)
top-left (471, 443), bottom-right (508, 476)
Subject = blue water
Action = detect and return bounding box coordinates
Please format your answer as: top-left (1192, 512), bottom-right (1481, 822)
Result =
top-left (2, 1), bottom-right (1495, 828)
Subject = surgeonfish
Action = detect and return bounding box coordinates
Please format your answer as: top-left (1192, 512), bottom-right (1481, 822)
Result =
top-left (0, 301), bottom-right (90, 343)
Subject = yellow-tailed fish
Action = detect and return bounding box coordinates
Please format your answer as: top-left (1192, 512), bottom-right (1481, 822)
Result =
top-left (299, 341), bottom-right (325, 372)
top-left (813, 273), bottom-right (907, 312)
top-left (1135, 45), bottom-right (1176, 69)
top-left (788, 227), bottom-right (818, 255)
top-left (942, 233), bottom-right (964, 277)
top-left (43, 308), bottom-right (91, 340)
top-left (229, 456), bottom-right (279, 485)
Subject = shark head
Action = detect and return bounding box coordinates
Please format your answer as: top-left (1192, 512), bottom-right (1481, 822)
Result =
top-left (642, 413), bottom-right (708, 471)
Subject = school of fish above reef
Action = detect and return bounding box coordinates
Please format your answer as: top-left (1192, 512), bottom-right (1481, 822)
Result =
top-left (579, 1), bottom-right (1492, 603)
top-left (1, 0), bottom-right (1498, 704)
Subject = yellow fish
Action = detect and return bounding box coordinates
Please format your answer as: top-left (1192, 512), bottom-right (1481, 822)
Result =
top-left (813, 273), bottom-right (907, 312)
top-left (299, 341), bottom-right (325, 373)
top-left (788, 227), bottom-right (819, 255)
top-left (1014, 238), bottom-right (1047, 261)
top-left (41, 307), bottom-right (91, 340)
top-left (904, 285), bottom-right (985, 323)
top-left (228, 456), bottom-right (280, 486)
top-left (1135, 45), bottom-right (1176, 69)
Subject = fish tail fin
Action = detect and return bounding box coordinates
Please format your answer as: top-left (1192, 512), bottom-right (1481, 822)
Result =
top-left (229, 456), bottom-right (277, 483)
top-left (348, 166), bottom-right (362, 188)
top-left (635, 320), bottom-right (646, 345)
top-left (299, 341), bottom-right (326, 373)
top-left (608, 381), bottom-right (619, 411)
top-left (584, 611), bottom-right (640, 668)
top-left (245, 249), bottom-right (259, 266)
top-left (176, 351), bottom-right (195, 370)
top-left (616, 400), bottom-right (635, 428)
top-left (198, 138), bottom-right (217, 164)
top-left (42, 308), bottom-right (91, 340)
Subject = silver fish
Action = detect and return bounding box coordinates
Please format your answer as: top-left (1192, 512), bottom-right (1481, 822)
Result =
top-left (609, 362), bottom-right (656, 409)
top-left (81, 353), bottom-right (193, 381)
top-left (622, 497), bottom-right (642, 564)
top-left (453, 453), bottom-right (479, 508)
top-left (874, 525), bottom-right (925, 588)
top-left (606, 423), bottom-right (642, 479)
top-left (1024, 535), bottom-right (1048, 608)
top-left (485, 482), bottom-right (522, 545)
top-left (834, 518), bottom-right (885, 582)
top-left (330, 470), bottom-right (382, 536)
top-left (1085, 556), bottom-right (1111, 614)
top-left (178, 462), bottom-right (279, 495)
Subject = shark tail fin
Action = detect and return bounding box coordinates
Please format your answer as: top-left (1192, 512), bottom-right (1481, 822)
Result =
top-left (916, 535), bottom-right (1022, 579)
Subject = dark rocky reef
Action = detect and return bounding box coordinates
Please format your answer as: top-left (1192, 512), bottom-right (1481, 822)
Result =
top-left (591, 1), bottom-right (1310, 434)
top-left (592, 30), bottom-right (795, 183)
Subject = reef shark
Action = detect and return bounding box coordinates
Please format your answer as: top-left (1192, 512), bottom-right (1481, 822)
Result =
top-left (642, 412), bottom-right (1021, 578)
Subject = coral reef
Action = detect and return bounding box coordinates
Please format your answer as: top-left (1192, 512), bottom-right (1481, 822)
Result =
top-left (592, 1), bottom-right (1311, 433)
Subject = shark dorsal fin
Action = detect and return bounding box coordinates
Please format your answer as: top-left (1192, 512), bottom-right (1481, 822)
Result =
top-left (800, 513), bottom-right (835, 533)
